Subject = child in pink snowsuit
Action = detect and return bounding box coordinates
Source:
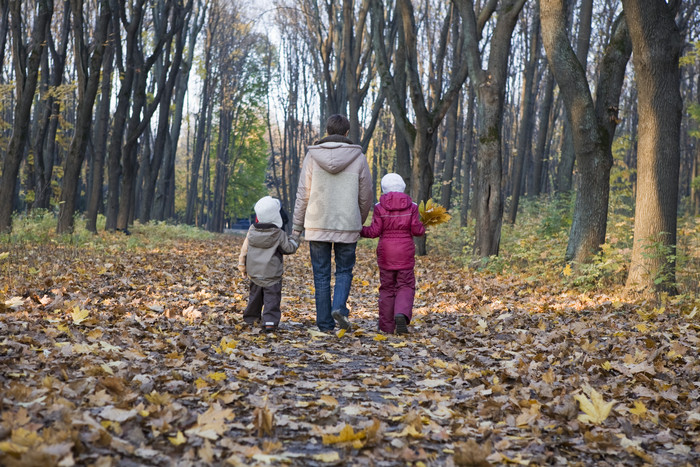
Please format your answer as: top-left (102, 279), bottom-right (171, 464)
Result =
top-left (361, 173), bottom-right (425, 334)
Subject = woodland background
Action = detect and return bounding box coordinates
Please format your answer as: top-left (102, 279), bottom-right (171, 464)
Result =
top-left (0, 0), bottom-right (699, 464)
top-left (0, 0), bottom-right (698, 293)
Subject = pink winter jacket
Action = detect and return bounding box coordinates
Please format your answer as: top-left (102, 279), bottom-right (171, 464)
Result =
top-left (292, 135), bottom-right (373, 243)
top-left (361, 192), bottom-right (426, 270)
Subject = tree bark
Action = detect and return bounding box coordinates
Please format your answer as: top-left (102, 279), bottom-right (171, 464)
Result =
top-left (185, 6), bottom-right (217, 225)
top-left (507, 5), bottom-right (540, 224)
top-left (372, 0), bottom-right (472, 254)
top-left (105, 0), bottom-right (146, 231)
top-left (622, 0), bottom-right (682, 293)
top-left (140, 2), bottom-right (191, 223)
top-left (57, 0), bottom-right (110, 234)
top-left (460, 84), bottom-right (475, 227)
top-left (541, 0), bottom-right (632, 263)
top-left (0, 0), bottom-right (53, 233)
top-left (530, 67), bottom-right (554, 197)
top-left (456, 0), bottom-right (526, 257)
top-left (555, 0), bottom-right (591, 194)
top-left (86, 18), bottom-right (114, 232)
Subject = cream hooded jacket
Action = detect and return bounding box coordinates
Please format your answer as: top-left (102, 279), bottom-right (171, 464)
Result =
top-left (292, 136), bottom-right (373, 243)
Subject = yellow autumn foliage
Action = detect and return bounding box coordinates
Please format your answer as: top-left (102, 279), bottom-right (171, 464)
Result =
top-left (418, 199), bottom-right (451, 227)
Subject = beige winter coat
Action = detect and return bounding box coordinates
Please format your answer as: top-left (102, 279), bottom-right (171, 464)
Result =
top-left (292, 136), bottom-right (373, 243)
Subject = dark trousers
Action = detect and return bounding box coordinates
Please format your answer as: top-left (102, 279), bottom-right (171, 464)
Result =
top-left (378, 268), bottom-right (415, 333)
top-left (243, 280), bottom-right (283, 327)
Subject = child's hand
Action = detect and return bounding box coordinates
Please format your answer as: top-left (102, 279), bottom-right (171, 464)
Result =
top-left (291, 233), bottom-right (301, 245)
top-left (238, 264), bottom-right (246, 275)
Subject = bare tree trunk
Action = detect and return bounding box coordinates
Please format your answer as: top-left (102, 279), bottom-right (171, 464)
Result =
top-left (105, 0), bottom-right (146, 231)
top-left (507, 5), bottom-right (540, 224)
top-left (185, 7), bottom-right (217, 225)
top-left (0, 0), bottom-right (52, 233)
top-left (460, 84), bottom-right (475, 228)
top-left (372, 0), bottom-right (471, 255)
top-left (440, 9), bottom-right (463, 210)
top-left (140, 2), bottom-right (191, 223)
top-left (86, 22), bottom-right (114, 232)
top-left (555, 0), bottom-right (591, 194)
top-left (456, 0), bottom-right (526, 257)
top-left (531, 67), bottom-right (554, 198)
top-left (623, 0), bottom-right (682, 294)
top-left (57, 0), bottom-right (110, 234)
top-left (541, 1), bottom-right (632, 263)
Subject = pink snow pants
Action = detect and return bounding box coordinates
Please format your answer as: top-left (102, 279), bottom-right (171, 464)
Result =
top-left (378, 268), bottom-right (415, 333)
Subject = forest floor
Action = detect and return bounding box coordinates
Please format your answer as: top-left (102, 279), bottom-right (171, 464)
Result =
top-left (0, 225), bottom-right (698, 466)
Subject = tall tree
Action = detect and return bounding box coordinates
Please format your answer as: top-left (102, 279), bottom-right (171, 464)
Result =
top-left (33, 0), bottom-right (71, 210)
top-left (185, 3), bottom-right (218, 226)
top-left (0, 0), bottom-right (53, 233)
top-left (86, 16), bottom-right (115, 233)
top-left (139, 0), bottom-right (193, 223)
top-left (455, 0), bottom-right (527, 257)
top-left (105, 0), bottom-right (147, 231)
top-left (622, 0), bottom-right (683, 293)
top-left (116, 0), bottom-right (185, 231)
top-left (57, 0), bottom-right (111, 234)
top-left (541, 0), bottom-right (632, 263)
top-left (372, 0), bottom-right (471, 254)
top-left (506, 4), bottom-right (539, 224)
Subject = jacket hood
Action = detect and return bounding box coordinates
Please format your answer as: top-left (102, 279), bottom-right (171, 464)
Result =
top-left (247, 224), bottom-right (281, 249)
top-left (308, 136), bottom-right (363, 174)
top-left (379, 192), bottom-right (412, 211)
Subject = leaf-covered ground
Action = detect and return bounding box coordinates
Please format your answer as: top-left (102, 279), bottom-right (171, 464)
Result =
top-left (1, 229), bottom-right (698, 466)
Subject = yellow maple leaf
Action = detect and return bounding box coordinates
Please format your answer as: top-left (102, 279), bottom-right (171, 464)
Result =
top-left (373, 334), bottom-right (388, 341)
top-left (629, 400), bottom-right (647, 417)
top-left (418, 199), bottom-right (451, 227)
top-left (71, 306), bottom-right (90, 325)
top-left (168, 431), bottom-right (187, 446)
top-left (562, 264), bottom-right (573, 277)
top-left (322, 424), bottom-right (366, 446)
top-left (574, 389), bottom-right (614, 424)
top-left (215, 337), bottom-right (237, 354)
top-left (194, 378), bottom-right (209, 389)
top-left (337, 328), bottom-right (347, 338)
top-left (601, 361), bottom-right (612, 370)
top-left (207, 372), bottom-right (227, 382)
top-left (313, 451), bottom-right (340, 462)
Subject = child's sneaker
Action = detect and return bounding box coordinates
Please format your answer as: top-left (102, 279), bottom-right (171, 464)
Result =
top-left (394, 314), bottom-right (409, 335)
top-left (263, 322), bottom-right (277, 333)
top-left (331, 310), bottom-right (351, 331)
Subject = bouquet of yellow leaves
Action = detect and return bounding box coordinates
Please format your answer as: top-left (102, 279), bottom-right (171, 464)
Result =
top-left (418, 198), bottom-right (451, 227)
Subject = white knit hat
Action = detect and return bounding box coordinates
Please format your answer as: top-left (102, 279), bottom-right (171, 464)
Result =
top-left (381, 173), bottom-right (406, 194)
top-left (254, 196), bottom-right (283, 228)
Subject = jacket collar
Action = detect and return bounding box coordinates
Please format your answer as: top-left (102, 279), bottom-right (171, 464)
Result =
top-left (313, 134), bottom-right (355, 145)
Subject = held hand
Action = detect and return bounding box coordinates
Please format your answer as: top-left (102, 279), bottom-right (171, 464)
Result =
top-left (238, 264), bottom-right (246, 275)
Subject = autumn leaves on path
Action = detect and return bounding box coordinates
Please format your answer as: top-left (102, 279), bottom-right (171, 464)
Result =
top-left (0, 232), bottom-right (698, 466)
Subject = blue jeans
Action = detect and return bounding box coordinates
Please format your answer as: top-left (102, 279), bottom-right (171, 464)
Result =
top-left (309, 241), bottom-right (357, 331)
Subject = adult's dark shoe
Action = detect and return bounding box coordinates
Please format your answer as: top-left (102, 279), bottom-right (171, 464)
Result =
top-left (394, 314), bottom-right (409, 335)
top-left (331, 310), bottom-right (351, 331)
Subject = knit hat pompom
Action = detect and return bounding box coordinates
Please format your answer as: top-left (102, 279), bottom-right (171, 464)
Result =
top-left (381, 173), bottom-right (406, 194)
top-left (254, 196), bottom-right (283, 228)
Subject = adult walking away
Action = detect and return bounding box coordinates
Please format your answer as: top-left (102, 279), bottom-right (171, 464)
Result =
top-left (292, 115), bottom-right (373, 332)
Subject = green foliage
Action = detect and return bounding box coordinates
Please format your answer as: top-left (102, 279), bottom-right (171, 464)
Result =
top-left (679, 41), bottom-right (700, 67)
top-left (226, 114), bottom-right (269, 220)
